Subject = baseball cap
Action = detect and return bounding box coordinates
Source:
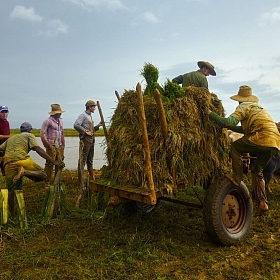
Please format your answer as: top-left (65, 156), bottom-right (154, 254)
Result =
top-left (20, 122), bottom-right (33, 132)
top-left (85, 100), bottom-right (96, 107)
top-left (0, 105), bottom-right (9, 112)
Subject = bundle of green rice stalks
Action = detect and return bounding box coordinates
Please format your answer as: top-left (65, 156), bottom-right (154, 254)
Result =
top-left (101, 85), bottom-right (231, 191)
top-left (140, 62), bottom-right (163, 96)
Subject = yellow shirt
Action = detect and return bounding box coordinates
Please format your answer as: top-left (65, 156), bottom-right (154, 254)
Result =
top-left (231, 103), bottom-right (280, 150)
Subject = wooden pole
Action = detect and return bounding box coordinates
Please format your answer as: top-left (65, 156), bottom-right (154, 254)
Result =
top-left (97, 101), bottom-right (108, 142)
top-left (154, 89), bottom-right (178, 193)
top-left (136, 83), bottom-right (157, 205)
top-left (115, 90), bottom-right (121, 102)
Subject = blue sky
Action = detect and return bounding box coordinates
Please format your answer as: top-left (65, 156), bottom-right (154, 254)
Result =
top-left (1, 0), bottom-right (280, 128)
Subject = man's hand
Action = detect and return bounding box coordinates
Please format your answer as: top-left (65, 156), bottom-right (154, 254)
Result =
top-left (54, 161), bottom-right (65, 169)
top-left (204, 107), bottom-right (212, 115)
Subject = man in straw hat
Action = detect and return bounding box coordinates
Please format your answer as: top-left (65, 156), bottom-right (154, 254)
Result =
top-left (40, 104), bottom-right (65, 186)
top-left (172, 61), bottom-right (216, 89)
top-left (204, 85), bottom-right (280, 215)
top-left (74, 100), bottom-right (102, 180)
top-left (0, 122), bottom-right (65, 226)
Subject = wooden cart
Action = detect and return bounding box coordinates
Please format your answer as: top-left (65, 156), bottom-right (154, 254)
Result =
top-left (88, 84), bottom-right (253, 246)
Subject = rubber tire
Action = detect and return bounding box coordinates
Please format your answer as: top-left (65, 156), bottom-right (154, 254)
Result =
top-left (124, 201), bottom-right (157, 215)
top-left (203, 177), bottom-right (253, 246)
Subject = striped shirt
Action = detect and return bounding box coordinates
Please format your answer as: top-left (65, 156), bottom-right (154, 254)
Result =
top-left (40, 116), bottom-right (65, 148)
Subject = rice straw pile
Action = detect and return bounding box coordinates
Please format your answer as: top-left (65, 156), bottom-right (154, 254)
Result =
top-left (101, 85), bottom-right (231, 191)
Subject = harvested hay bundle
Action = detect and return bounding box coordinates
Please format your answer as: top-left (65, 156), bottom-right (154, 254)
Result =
top-left (102, 86), bottom-right (231, 191)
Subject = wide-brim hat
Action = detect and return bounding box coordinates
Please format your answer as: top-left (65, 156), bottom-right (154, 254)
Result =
top-left (230, 85), bottom-right (259, 102)
top-left (48, 103), bottom-right (65, 115)
top-left (197, 61), bottom-right (216, 76)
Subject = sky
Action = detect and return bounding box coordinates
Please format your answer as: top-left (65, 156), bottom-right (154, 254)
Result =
top-left (1, 0), bottom-right (280, 129)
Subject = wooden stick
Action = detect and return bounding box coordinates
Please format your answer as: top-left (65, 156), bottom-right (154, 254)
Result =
top-left (136, 83), bottom-right (157, 205)
top-left (97, 101), bottom-right (108, 142)
top-left (115, 90), bottom-right (121, 102)
top-left (154, 89), bottom-right (178, 193)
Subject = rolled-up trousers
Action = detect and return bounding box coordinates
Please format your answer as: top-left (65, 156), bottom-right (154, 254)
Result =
top-left (231, 137), bottom-right (278, 202)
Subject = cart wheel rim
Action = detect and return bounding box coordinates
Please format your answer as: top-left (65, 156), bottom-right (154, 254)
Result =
top-left (222, 191), bottom-right (246, 233)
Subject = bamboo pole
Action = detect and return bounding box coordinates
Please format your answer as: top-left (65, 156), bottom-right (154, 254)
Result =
top-left (136, 83), bottom-right (157, 205)
top-left (75, 140), bottom-right (84, 208)
top-left (115, 90), bottom-right (121, 102)
top-left (153, 89), bottom-right (178, 193)
top-left (97, 101), bottom-right (108, 142)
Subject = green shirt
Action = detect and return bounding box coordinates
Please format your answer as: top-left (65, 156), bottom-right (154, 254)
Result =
top-left (0, 132), bottom-right (39, 164)
top-left (172, 70), bottom-right (208, 89)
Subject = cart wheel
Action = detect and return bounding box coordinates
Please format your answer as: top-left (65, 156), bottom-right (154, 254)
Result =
top-left (124, 201), bottom-right (156, 215)
top-left (203, 177), bottom-right (253, 246)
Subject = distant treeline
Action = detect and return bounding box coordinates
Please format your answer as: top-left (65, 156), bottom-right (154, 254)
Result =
top-left (10, 128), bottom-right (105, 137)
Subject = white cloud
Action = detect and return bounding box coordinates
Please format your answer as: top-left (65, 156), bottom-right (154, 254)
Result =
top-left (39, 19), bottom-right (69, 38)
top-left (143, 12), bottom-right (159, 24)
top-left (258, 7), bottom-right (280, 26)
top-left (10, 6), bottom-right (43, 22)
top-left (62, 0), bottom-right (128, 11)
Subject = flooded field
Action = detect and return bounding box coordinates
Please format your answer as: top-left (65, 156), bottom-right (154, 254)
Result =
top-left (30, 136), bottom-right (107, 170)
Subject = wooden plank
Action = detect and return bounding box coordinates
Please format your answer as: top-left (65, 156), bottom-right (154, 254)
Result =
top-left (89, 181), bottom-right (163, 204)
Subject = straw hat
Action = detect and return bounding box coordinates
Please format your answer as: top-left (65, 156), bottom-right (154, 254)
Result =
top-left (48, 104), bottom-right (65, 115)
top-left (230, 85), bottom-right (259, 102)
top-left (197, 61), bottom-right (216, 76)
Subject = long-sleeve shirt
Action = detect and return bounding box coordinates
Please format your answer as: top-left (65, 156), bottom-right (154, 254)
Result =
top-left (40, 116), bottom-right (65, 148)
top-left (74, 111), bottom-right (99, 141)
top-left (172, 70), bottom-right (208, 89)
top-left (209, 102), bottom-right (280, 150)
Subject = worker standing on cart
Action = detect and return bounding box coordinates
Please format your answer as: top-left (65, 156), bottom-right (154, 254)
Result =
top-left (172, 61), bottom-right (216, 89)
top-left (204, 85), bottom-right (280, 216)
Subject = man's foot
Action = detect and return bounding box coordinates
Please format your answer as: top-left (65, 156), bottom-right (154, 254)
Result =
top-left (13, 166), bottom-right (25, 182)
top-left (257, 200), bottom-right (268, 216)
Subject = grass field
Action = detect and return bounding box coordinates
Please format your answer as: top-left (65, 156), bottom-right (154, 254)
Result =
top-left (1, 171), bottom-right (280, 279)
top-left (10, 128), bottom-right (105, 137)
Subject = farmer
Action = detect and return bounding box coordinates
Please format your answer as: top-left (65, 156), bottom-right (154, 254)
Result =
top-left (204, 85), bottom-right (280, 216)
top-left (0, 105), bottom-right (10, 175)
top-left (40, 104), bottom-right (65, 186)
top-left (74, 100), bottom-right (102, 179)
top-left (0, 122), bottom-right (65, 226)
top-left (172, 61), bottom-right (216, 89)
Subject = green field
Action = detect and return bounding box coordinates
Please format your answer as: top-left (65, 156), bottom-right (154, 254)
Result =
top-left (1, 172), bottom-right (280, 279)
top-left (10, 128), bottom-right (105, 137)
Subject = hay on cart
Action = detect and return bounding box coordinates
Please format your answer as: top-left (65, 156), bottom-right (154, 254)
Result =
top-left (101, 84), bottom-right (231, 191)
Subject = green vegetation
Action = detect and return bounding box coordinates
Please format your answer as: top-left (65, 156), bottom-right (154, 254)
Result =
top-left (10, 128), bottom-right (105, 137)
top-left (1, 172), bottom-right (280, 279)
top-left (140, 62), bottom-right (163, 96)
